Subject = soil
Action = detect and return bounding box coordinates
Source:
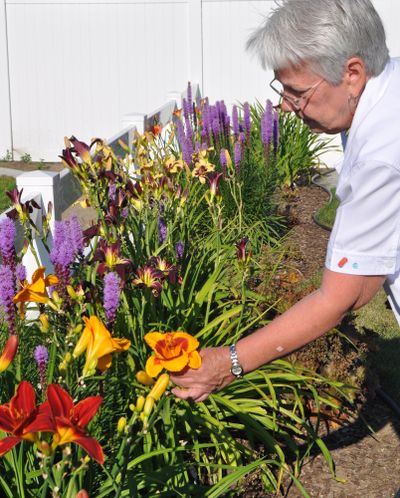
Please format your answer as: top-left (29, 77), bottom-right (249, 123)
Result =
top-left (251, 185), bottom-right (400, 498)
top-left (0, 161), bottom-right (64, 172)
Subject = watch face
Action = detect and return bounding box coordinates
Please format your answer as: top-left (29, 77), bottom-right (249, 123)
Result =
top-left (231, 364), bottom-right (243, 376)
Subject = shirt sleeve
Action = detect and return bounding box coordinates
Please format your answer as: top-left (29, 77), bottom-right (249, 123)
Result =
top-left (325, 160), bottom-right (400, 275)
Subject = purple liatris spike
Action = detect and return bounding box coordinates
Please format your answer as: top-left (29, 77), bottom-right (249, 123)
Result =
top-left (15, 263), bottom-right (26, 288)
top-left (175, 242), bottom-right (185, 260)
top-left (232, 105), bottom-right (239, 136)
top-left (212, 118), bottom-right (220, 137)
top-left (187, 81), bottom-right (193, 109)
top-left (67, 215), bottom-right (83, 255)
top-left (234, 142), bottom-right (241, 171)
top-left (34, 345), bottom-right (49, 390)
top-left (158, 217), bottom-right (167, 245)
top-left (0, 265), bottom-right (17, 335)
top-left (273, 110), bottom-right (280, 151)
top-left (185, 116), bottom-right (193, 143)
top-left (103, 271), bottom-right (121, 328)
top-left (175, 119), bottom-right (186, 150)
top-left (122, 206), bottom-right (129, 219)
top-left (243, 102), bottom-right (251, 135)
top-left (261, 100), bottom-right (273, 146)
top-left (220, 148), bottom-right (227, 169)
top-left (183, 98), bottom-right (190, 120)
top-left (108, 183), bottom-right (117, 202)
top-left (0, 217), bottom-right (16, 268)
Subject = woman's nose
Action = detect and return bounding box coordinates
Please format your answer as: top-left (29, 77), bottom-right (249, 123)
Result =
top-left (279, 99), bottom-right (294, 113)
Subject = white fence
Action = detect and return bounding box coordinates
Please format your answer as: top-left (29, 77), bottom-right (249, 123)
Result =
top-left (2, 0), bottom-right (400, 163)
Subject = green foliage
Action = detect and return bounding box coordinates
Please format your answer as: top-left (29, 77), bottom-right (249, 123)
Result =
top-left (314, 188), bottom-right (339, 228)
top-left (20, 153), bottom-right (32, 164)
top-left (0, 95), bottom-right (345, 497)
top-left (252, 106), bottom-right (338, 189)
top-left (0, 176), bottom-right (16, 212)
top-left (0, 150), bottom-right (13, 162)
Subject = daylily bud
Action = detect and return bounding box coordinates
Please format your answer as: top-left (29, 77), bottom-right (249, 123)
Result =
top-left (135, 370), bottom-right (155, 386)
top-left (148, 373), bottom-right (170, 401)
top-left (59, 361), bottom-right (67, 377)
top-left (51, 291), bottom-right (62, 306)
top-left (66, 285), bottom-right (77, 300)
top-left (76, 490), bottom-right (90, 498)
top-left (64, 352), bottom-right (72, 364)
top-left (0, 335), bottom-right (18, 372)
top-left (135, 395), bottom-right (145, 412)
top-left (129, 403), bottom-right (136, 412)
top-left (39, 440), bottom-right (51, 456)
top-left (73, 324), bottom-right (83, 335)
top-left (80, 198), bottom-right (90, 209)
top-left (117, 417), bottom-right (127, 434)
top-left (39, 313), bottom-right (50, 333)
top-left (142, 396), bottom-right (155, 417)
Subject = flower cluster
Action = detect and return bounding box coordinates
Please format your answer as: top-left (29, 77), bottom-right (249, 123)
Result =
top-left (0, 380), bottom-right (104, 464)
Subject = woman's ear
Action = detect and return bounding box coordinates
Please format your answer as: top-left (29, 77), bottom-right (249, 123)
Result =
top-left (344, 57), bottom-right (368, 96)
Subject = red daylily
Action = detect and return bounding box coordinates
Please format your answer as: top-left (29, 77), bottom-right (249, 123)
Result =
top-left (34, 384), bottom-right (104, 464)
top-left (0, 381), bottom-right (42, 456)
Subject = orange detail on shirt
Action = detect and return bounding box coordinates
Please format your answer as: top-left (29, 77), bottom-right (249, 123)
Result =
top-left (338, 257), bottom-right (348, 268)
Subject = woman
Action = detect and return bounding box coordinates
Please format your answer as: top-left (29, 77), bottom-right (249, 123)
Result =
top-left (172, 0), bottom-right (400, 402)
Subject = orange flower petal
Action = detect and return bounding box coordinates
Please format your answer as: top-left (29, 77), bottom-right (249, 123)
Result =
top-left (97, 354), bottom-right (112, 372)
top-left (145, 356), bottom-right (163, 378)
top-left (160, 352), bottom-right (189, 372)
top-left (172, 332), bottom-right (199, 353)
top-left (144, 332), bottom-right (165, 350)
top-left (188, 350), bottom-right (202, 369)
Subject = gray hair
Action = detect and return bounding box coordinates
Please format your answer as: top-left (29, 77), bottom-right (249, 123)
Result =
top-left (246, 0), bottom-right (389, 84)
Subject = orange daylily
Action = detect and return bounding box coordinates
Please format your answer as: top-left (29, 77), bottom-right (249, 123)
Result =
top-left (13, 266), bottom-right (58, 318)
top-left (144, 331), bottom-right (201, 377)
top-left (73, 316), bottom-right (131, 377)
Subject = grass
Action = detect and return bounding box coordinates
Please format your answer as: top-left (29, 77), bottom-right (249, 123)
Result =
top-left (314, 185), bottom-right (400, 404)
top-left (351, 290), bottom-right (400, 404)
top-left (0, 176), bottom-right (16, 212)
top-left (314, 187), bottom-right (340, 228)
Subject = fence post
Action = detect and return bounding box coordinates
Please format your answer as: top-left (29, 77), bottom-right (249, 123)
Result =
top-left (16, 170), bottom-right (61, 278)
top-left (0, 0), bottom-right (13, 158)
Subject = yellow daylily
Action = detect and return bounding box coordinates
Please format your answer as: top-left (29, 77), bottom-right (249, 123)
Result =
top-left (144, 331), bottom-right (201, 377)
top-left (13, 267), bottom-right (58, 319)
top-left (73, 316), bottom-right (131, 377)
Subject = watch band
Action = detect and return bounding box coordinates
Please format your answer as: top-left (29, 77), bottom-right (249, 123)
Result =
top-left (229, 344), bottom-right (244, 378)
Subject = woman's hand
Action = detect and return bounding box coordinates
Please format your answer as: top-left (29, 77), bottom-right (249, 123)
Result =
top-left (171, 346), bottom-right (234, 402)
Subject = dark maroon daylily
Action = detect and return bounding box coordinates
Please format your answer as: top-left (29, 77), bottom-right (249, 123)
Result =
top-left (235, 237), bottom-right (252, 265)
top-left (93, 240), bottom-right (132, 283)
top-left (69, 136), bottom-right (91, 162)
top-left (148, 256), bottom-right (178, 285)
top-left (6, 188), bottom-right (41, 221)
top-left (59, 147), bottom-right (78, 170)
top-left (207, 172), bottom-right (223, 200)
top-left (132, 266), bottom-right (164, 297)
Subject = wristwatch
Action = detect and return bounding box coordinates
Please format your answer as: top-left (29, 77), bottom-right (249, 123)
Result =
top-left (229, 344), bottom-right (244, 378)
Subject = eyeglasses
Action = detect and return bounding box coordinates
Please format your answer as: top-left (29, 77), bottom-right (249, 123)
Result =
top-left (269, 77), bottom-right (324, 111)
